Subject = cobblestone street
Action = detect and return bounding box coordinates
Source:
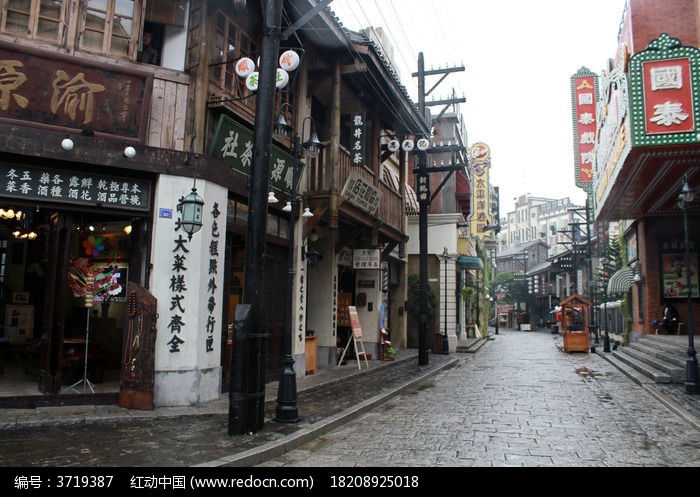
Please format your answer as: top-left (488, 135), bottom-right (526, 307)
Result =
top-left (259, 330), bottom-right (700, 467)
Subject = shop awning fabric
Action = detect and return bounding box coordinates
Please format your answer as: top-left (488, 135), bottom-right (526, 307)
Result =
top-left (457, 256), bottom-right (484, 270)
top-left (607, 266), bottom-right (635, 295)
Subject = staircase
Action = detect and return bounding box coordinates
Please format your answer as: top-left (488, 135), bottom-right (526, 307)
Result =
top-left (610, 334), bottom-right (688, 384)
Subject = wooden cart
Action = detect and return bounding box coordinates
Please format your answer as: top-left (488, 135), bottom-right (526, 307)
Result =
top-left (559, 294), bottom-right (592, 353)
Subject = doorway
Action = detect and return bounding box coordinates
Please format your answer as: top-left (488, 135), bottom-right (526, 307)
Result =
top-left (0, 206), bottom-right (145, 405)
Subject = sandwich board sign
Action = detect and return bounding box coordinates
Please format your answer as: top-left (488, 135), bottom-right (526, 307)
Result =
top-left (337, 306), bottom-right (368, 370)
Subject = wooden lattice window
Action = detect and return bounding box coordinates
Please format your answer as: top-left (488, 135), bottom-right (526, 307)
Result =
top-left (211, 10), bottom-right (257, 102)
top-left (1, 0), bottom-right (66, 43)
top-left (80, 0), bottom-right (139, 59)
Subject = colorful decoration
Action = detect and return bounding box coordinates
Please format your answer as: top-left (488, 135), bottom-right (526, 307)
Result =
top-left (82, 235), bottom-right (106, 257)
top-left (68, 257), bottom-right (121, 308)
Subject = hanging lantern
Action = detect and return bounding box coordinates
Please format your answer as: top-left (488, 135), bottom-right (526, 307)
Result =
top-left (279, 50), bottom-right (300, 71)
top-left (234, 57), bottom-right (255, 77)
top-left (416, 138), bottom-right (430, 151)
top-left (275, 68), bottom-right (289, 89)
top-left (245, 72), bottom-right (259, 91)
top-left (178, 187), bottom-right (204, 240)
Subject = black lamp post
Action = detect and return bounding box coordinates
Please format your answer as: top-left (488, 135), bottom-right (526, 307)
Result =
top-left (491, 294), bottom-right (499, 335)
top-left (441, 247), bottom-right (451, 354)
top-left (603, 282), bottom-right (611, 353)
top-left (513, 251), bottom-right (529, 328)
top-left (273, 110), bottom-right (321, 422)
top-left (678, 174), bottom-right (698, 394)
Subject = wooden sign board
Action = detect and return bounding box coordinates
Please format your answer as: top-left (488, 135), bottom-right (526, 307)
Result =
top-left (348, 305), bottom-right (362, 339)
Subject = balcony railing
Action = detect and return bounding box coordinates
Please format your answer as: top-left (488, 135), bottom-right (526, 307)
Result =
top-left (306, 145), bottom-right (405, 234)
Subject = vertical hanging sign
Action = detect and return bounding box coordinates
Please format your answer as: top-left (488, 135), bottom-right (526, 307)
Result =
top-left (350, 112), bottom-right (366, 167)
top-left (468, 142), bottom-right (492, 238)
top-left (570, 67), bottom-right (598, 194)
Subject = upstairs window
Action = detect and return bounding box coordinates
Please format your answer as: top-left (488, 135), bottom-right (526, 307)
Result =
top-left (80, 0), bottom-right (136, 58)
top-left (1, 0), bottom-right (66, 43)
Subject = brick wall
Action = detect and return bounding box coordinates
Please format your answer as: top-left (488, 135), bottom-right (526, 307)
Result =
top-left (625, 0), bottom-right (698, 54)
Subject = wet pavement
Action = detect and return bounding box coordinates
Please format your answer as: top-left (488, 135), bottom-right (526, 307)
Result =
top-left (0, 347), bottom-right (457, 467)
top-left (257, 329), bottom-right (700, 467)
top-left (0, 329), bottom-right (698, 468)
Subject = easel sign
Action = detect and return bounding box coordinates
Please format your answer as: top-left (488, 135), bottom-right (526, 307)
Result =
top-left (337, 305), bottom-right (369, 370)
top-left (349, 305), bottom-right (362, 339)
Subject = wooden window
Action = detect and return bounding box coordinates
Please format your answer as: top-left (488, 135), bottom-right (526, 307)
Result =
top-left (211, 9), bottom-right (258, 104)
top-left (80, 0), bottom-right (138, 59)
top-left (1, 0), bottom-right (66, 43)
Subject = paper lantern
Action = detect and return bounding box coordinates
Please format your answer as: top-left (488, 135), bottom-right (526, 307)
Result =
top-left (279, 50), bottom-right (300, 71)
top-left (234, 57), bottom-right (255, 77)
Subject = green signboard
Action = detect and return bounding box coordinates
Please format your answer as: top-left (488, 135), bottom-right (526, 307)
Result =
top-left (209, 114), bottom-right (296, 193)
top-left (629, 33), bottom-right (700, 147)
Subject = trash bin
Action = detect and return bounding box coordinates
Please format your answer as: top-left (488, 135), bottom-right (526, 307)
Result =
top-left (551, 323), bottom-right (559, 334)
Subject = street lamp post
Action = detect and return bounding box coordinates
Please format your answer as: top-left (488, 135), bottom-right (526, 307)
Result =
top-left (513, 251), bottom-right (529, 328)
top-left (273, 111), bottom-right (321, 422)
top-left (441, 247), bottom-right (450, 355)
top-left (603, 283), bottom-right (611, 353)
top-left (678, 174), bottom-right (698, 394)
top-left (491, 294), bottom-right (499, 335)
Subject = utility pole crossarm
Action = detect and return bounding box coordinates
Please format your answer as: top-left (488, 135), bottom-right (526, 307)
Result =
top-left (426, 97), bottom-right (467, 107)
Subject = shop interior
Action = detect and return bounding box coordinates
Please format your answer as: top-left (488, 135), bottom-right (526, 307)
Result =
top-left (0, 204), bottom-right (134, 399)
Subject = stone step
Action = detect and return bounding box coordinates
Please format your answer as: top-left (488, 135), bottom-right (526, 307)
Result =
top-left (627, 341), bottom-right (686, 370)
top-left (611, 349), bottom-right (674, 383)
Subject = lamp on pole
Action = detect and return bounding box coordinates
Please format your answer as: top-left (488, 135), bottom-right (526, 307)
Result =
top-left (273, 110), bottom-right (321, 423)
top-left (603, 281), bottom-right (611, 353)
top-left (512, 251), bottom-right (529, 328)
top-left (678, 174), bottom-right (698, 394)
top-left (483, 223), bottom-right (500, 335)
top-left (441, 247), bottom-right (451, 355)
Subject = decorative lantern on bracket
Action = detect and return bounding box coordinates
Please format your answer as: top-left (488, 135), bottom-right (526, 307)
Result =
top-left (177, 186), bottom-right (204, 240)
top-left (234, 49), bottom-right (302, 93)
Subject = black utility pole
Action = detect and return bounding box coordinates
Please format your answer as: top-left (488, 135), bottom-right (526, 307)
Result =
top-left (229, 0), bottom-right (284, 436)
top-left (413, 53), bottom-right (465, 365)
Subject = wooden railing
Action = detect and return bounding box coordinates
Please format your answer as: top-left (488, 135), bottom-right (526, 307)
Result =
top-left (305, 145), bottom-right (404, 233)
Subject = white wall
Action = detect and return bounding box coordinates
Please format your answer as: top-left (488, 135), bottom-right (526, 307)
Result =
top-left (150, 175), bottom-right (227, 406)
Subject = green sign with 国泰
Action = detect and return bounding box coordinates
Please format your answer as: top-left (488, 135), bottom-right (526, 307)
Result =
top-left (629, 33), bottom-right (700, 147)
top-left (209, 114), bottom-right (296, 193)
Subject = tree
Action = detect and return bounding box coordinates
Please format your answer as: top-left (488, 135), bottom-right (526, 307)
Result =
top-left (493, 270), bottom-right (528, 310)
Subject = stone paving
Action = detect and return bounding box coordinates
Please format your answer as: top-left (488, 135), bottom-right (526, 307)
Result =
top-left (0, 349), bottom-right (454, 467)
top-left (0, 329), bottom-right (698, 468)
top-left (257, 329), bottom-right (700, 467)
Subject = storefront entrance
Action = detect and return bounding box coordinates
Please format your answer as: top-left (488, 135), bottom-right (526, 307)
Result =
top-left (0, 205), bottom-right (148, 406)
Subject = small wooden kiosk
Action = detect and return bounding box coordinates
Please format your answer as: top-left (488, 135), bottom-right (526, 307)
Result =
top-left (559, 294), bottom-right (591, 353)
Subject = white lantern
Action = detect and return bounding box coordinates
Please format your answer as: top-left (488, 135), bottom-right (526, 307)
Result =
top-left (275, 68), bottom-right (289, 89)
top-left (234, 57), bottom-right (255, 77)
top-left (245, 72), bottom-right (260, 91)
top-left (401, 139), bottom-right (415, 152)
top-left (387, 140), bottom-right (400, 152)
top-left (279, 50), bottom-right (300, 71)
top-left (417, 138), bottom-right (430, 151)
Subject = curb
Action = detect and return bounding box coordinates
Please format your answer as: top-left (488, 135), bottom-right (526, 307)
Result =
top-left (197, 355), bottom-right (461, 467)
top-left (595, 349), bottom-right (700, 432)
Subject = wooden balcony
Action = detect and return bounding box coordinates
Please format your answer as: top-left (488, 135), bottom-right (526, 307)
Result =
top-left (305, 145), bottom-right (405, 236)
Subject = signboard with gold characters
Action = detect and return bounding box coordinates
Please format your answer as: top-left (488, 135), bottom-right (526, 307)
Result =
top-left (469, 142), bottom-right (493, 238)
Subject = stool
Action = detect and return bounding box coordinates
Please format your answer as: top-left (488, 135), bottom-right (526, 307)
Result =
top-left (677, 322), bottom-right (685, 335)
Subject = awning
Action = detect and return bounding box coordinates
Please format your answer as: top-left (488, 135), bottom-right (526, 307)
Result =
top-left (457, 255), bottom-right (484, 270)
top-left (607, 266), bottom-right (635, 295)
